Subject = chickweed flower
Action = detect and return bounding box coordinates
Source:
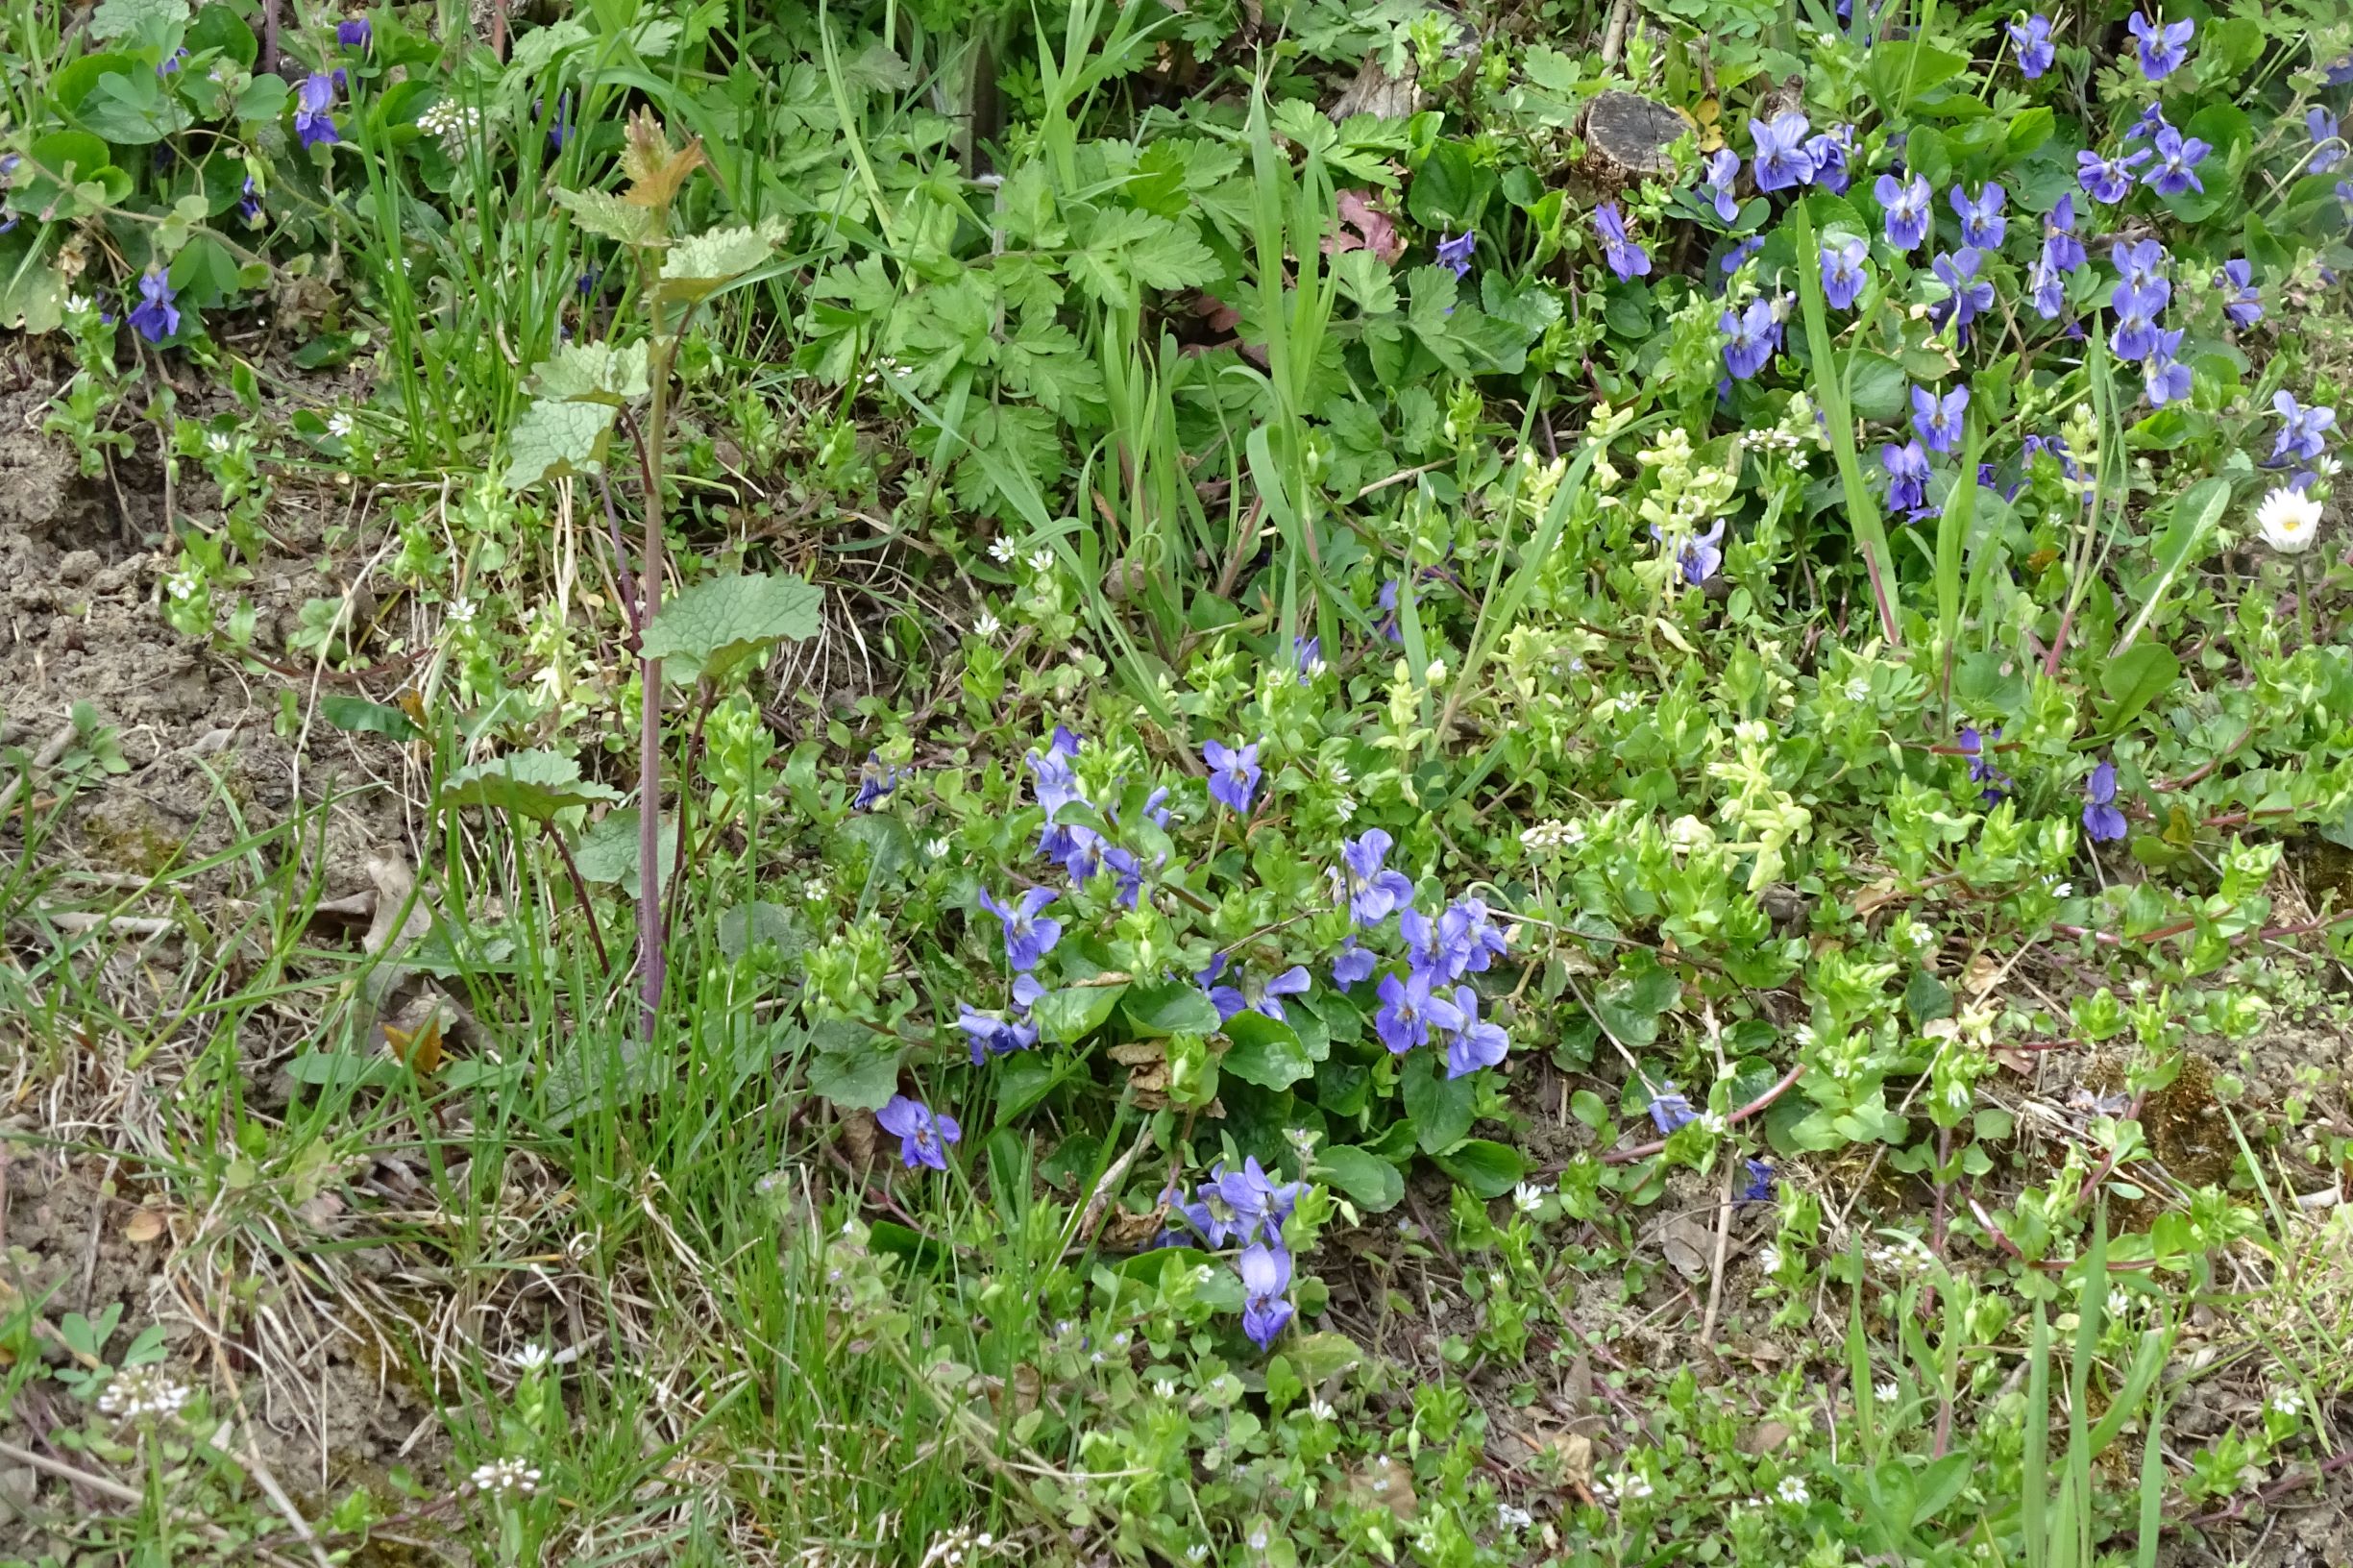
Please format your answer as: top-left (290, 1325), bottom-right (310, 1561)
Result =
top-left (469, 1457), bottom-right (541, 1497)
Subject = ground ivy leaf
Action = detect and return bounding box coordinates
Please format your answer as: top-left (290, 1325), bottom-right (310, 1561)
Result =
top-left (502, 398), bottom-right (618, 490)
top-left (89, 0), bottom-right (189, 40)
top-left (637, 572), bottom-right (821, 682)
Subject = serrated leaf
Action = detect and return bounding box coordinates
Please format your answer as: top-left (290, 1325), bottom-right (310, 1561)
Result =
top-left (637, 571), bottom-right (821, 681)
top-left (619, 109), bottom-right (705, 210)
top-left (551, 185), bottom-right (662, 247)
top-left (436, 749), bottom-right (623, 821)
top-left (716, 901), bottom-right (805, 960)
top-left (89, 0), bottom-right (189, 40)
top-left (656, 221), bottom-right (785, 306)
top-left (502, 398), bottom-right (618, 490)
top-left (527, 340), bottom-right (650, 405)
top-left (572, 808), bottom-right (675, 899)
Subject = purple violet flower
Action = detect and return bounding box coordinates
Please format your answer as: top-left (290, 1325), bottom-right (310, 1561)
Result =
top-left (2109, 279), bottom-right (2169, 362)
top-left (1374, 968), bottom-right (1436, 1054)
top-left (1238, 1242), bottom-right (1293, 1349)
top-left (1957, 724), bottom-right (2011, 804)
top-left (1806, 124), bottom-right (1856, 194)
top-left (1949, 182), bottom-right (2007, 249)
top-left (1750, 111), bottom-right (1820, 192)
top-left (1340, 829), bottom-right (1415, 926)
top-left (1647, 1085), bottom-right (1700, 1135)
top-left (875, 1094), bottom-right (961, 1171)
top-left (2081, 761), bottom-right (2128, 843)
top-left (1428, 984), bottom-right (1509, 1078)
top-left (2043, 194), bottom-right (2085, 273)
top-left (1720, 297), bottom-right (1780, 380)
top-left (1881, 440), bottom-right (1930, 511)
top-left (2143, 125), bottom-right (2209, 197)
top-left (1929, 248), bottom-right (1994, 339)
top-left (2128, 11), bottom-right (2193, 80)
top-left (2218, 259), bottom-right (2262, 327)
top-left (127, 270), bottom-right (179, 343)
top-left (2010, 12), bottom-right (2055, 76)
top-left (1332, 939), bottom-right (1377, 989)
top-left (1595, 200), bottom-right (1651, 281)
top-left (1820, 233), bottom-right (1868, 309)
top-left (1204, 739), bottom-right (1261, 814)
top-left (1703, 149), bottom-right (1742, 223)
top-left (2272, 392), bottom-right (2337, 462)
top-left (1652, 518), bottom-right (1728, 585)
top-left (977, 886), bottom-right (1062, 971)
top-left (2142, 331), bottom-right (2191, 406)
top-left (337, 15), bottom-right (372, 48)
top-left (295, 73), bottom-right (339, 149)
top-left (2077, 148), bottom-right (2149, 204)
top-left (1912, 383), bottom-right (1970, 454)
top-left (1435, 230), bottom-right (1475, 280)
top-left (2312, 108), bottom-right (2346, 175)
top-left (1877, 172), bottom-right (1932, 251)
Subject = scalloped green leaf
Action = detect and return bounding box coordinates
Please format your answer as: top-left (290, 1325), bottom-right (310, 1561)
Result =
top-left (655, 220), bottom-right (785, 306)
top-left (436, 748), bottom-right (622, 821)
top-left (502, 398), bottom-right (618, 490)
top-left (551, 185), bottom-right (662, 247)
top-left (527, 341), bottom-right (649, 405)
top-left (637, 572), bottom-right (821, 682)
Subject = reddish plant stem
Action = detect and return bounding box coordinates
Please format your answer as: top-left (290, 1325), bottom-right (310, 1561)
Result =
top-left (1584, 1059), bottom-right (1807, 1169)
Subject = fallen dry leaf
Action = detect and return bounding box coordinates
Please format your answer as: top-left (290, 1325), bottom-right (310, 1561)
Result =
top-left (123, 1208), bottom-right (166, 1245)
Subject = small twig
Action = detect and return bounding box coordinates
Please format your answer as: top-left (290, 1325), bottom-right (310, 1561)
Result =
top-left (1698, 1158), bottom-right (1734, 1348)
top-left (0, 719), bottom-right (77, 821)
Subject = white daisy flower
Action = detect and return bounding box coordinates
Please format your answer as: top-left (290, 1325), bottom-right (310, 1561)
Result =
top-left (1776, 1475), bottom-right (1810, 1506)
top-left (972, 609), bottom-right (1002, 638)
top-left (2256, 485), bottom-right (2322, 554)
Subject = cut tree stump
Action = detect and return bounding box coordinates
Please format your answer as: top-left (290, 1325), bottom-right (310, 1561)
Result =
top-left (1583, 91), bottom-right (1690, 179)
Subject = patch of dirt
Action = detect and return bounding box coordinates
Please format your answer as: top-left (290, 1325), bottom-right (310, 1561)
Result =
top-left (0, 1151), bottom-right (451, 1558)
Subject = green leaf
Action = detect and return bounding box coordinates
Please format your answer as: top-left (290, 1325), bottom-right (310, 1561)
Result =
top-left (636, 572), bottom-right (821, 682)
top-left (551, 185), bottom-right (663, 247)
top-left (436, 748), bottom-right (623, 821)
top-left (2001, 107), bottom-right (2054, 161)
top-left (73, 67), bottom-right (193, 144)
top-left (1402, 1052), bottom-right (1476, 1154)
top-left (502, 398), bottom-right (619, 490)
top-left (2117, 477), bottom-right (2226, 651)
top-left (1434, 1139), bottom-right (1525, 1198)
top-left (1123, 980), bottom-right (1223, 1038)
top-left (317, 695), bottom-right (421, 742)
top-left (527, 341), bottom-right (650, 405)
top-left (1591, 953), bottom-right (1681, 1048)
top-left (572, 808), bottom-right (675, 899)
top-left (656, 220), bottom-right (785, 306)
top-left (1849, 352), bottom-right (1909, 424)
top-left (1407, 139), bottom-right (1495, 230)
top-left (1221, 1012), bottom-right (1312, 1090)
top-left (2096, 643), bottom-right (2180, 735)
top-left (89, 0), bottom-right (190, 40)
top-left (1033, 985), bottom-right (1127, 1044)
top-left (1314, 1146), bottom-right (1404, 1213)
top-left (807, 1046), bottom-right (900, 1111)
top-left (1903, 968), bottom-right (1954, 1025)
top-left (995, 1051), bottom-right (1063, 1118)
top-left (715, 901), bottom-right (804, 960)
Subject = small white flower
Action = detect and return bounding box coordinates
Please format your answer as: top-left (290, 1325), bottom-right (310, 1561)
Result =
top-left (973, 609), bottom-right (1002, 638)
top-left (1333, 795), bottom-right (1357, 822)
top-left (988, 538), bottom-right (1017, 563)
top-left (1152, 1378), bottom-right (1178, 1399)
top-left (1875, 1380), bottom-right (1899, 1404)
top-left (99, 1365), bottom-right (193, 1421)
top-left (1185, 1548), bottom-right (1209, 1563)
top-left (2107, 1287), bottom-right (2131, 1320)
top-left (1327, 760), bottom-right (1352, 787)
top-left (925, 837), bottom-right (953, 859)
top-left (1844, 676), bottom-right (1872, 702)
top-left (1756, 1243), bottom-right (1782, 1276)
top-left (445, 597), bottom-right (477, 625)
top-left (2270, 1388), bottom-right (2305, 1417)
top-left (1496, 1503), bottom-right (1534, 1531)
top-left (802, 878), bottom-right (828, 901)
top-left (2051, 881), bottom-right (2074, 899)
top-left (205, 430), bottom-right (232, 454)
top-left (1424, 659), bottom-right (1448, 685)
top-left (509, 1343), bottom-right (552, 1371)
top-left (469, 1457), bottom-right (540, 1496)
top-left (1247, 1527), bottom-right (1269, 1551)
top-left (2255, 485), bottom-right (2322, 554)
top-left (165, 570), bottom-right (202, 600)
top-left (1775, 1475), bottom-right (1810, 1506)
top-left (65, 293), bottom-right (92, 313)
top-left (1027, 548), bottom-right (1056, 574)
top-left (1697, 1112), bottom-right (1729, 1137)
top-left (327, 410), bottom-right (355, 438)
top-left (1307, 1395), bottom-right (1336, 1421)
top-left (1908, 920), bottom-right (1938, 951)
top-left (1513, 1182), bottom-right (1544, 1214)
